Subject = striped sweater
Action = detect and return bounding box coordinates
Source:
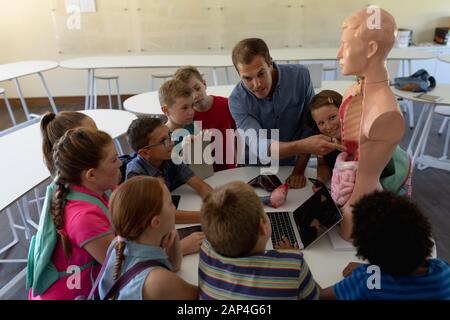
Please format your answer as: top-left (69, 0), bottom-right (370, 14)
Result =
top-left (199, 240), bottom-right (319, 300)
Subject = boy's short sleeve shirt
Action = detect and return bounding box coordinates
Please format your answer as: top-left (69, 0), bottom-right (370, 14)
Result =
top-left (125, 155), bottom-right (194, 191)
top-left (334, 259), bottom-right (450, 300)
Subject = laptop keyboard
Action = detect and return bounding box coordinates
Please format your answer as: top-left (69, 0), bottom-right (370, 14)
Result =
top-left (267, 212), bottom-right (297, 248)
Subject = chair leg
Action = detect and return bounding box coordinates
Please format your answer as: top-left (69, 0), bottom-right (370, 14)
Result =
top-left (107, 80), bottom-right (113, 109)
top-left (116, 78), bottom-right (122, 110)
top-left (438, 118), bottom-right (448, 136)
top-left (2, 93), bottom-right (17, 126)
top-left (93, 78), bottom-right (98, 109)
top-left (407, 101), bottom-right (414, 129)
top-left (440, 119), bottom-right (450, 160)
top-left (0, 209), bottom-right (20, 256)
top-left (114, 138), bottom-right (124, 155)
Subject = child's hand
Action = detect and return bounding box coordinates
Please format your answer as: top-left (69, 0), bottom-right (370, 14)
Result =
top-left (342, 262), bottom-right (365, 277)
top-left (180, 232), bottom-right (205, 256)
top-left (286, 174), bottom-right (306, 189)
top-left (160, 229), bottom-right (179, 251)
top-left (274, 236), bottom-right (299, 250)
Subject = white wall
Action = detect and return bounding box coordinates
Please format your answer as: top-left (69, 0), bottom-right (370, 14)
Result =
top-left (0, 0), bottom-right (450, 98)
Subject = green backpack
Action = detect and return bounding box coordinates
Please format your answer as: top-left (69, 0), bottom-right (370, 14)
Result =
top-left (380, 145), bottom-right (411, 194)
top-left (26, 181), bottom-right (112, 297)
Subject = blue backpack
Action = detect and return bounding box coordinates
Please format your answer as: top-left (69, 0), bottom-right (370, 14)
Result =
top-left (26, 181), bottom-right (112, 297)
top-left (118, 152), bottom-right (137, 184)
top-left (393, 69), bottom-right (436, 92)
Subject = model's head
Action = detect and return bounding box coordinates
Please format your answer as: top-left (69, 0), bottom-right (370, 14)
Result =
top-left (232, 38), bottom-right (275, 99)
top-left (351, 191), bottom-right (434, 276)
top-left (337, 7), bottom-right (397, 76)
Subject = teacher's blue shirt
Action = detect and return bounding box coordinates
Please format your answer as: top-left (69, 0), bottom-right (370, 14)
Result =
top-left (229, 63), bottom-right (315, 166)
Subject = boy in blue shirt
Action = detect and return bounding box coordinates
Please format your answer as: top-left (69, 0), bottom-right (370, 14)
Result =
top-left (126, 116), bottom-right (213, 255)
top-left (321, 191), bottom-right (450, 300)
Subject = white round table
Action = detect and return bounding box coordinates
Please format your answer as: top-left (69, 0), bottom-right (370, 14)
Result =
top-left (0, 109), bottom-right (137, 213)
top-left (392, 84), bottom-right (450, 172)
top-left (123, 81), bottom-right (354, 116)
top-left (438, 54), bottom-right (450, 64)
top-left (173, 166), bottom-right (362, 289)
top-left (0, 60), bottom-right (59, 120)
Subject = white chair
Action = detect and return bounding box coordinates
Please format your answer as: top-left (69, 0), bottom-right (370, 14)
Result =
top-left (398, 98), bottom-right (415, 129)
top-left (435, 106), bottom-right (450, 160)
top-left (438, 118), bottom-right (448, 136)
top-left (93, 75), bottom-right (122, 110)
top-left (150, 71), bottom-right (173, 90)
top-left (0, 88), bottom-right (17, 127)
top-left (0, 207), bottom-right (28, 264)
top-left (304, 64), bottom-right (324, 89)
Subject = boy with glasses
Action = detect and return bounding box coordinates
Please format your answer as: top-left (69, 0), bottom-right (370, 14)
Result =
top-left (125, 116), bottom-right (213, 255)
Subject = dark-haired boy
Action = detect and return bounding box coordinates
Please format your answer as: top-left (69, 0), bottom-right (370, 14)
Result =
top-left (321, 191), bottom-right (450, 300)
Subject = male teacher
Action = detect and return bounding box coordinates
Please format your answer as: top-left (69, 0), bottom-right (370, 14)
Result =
top-left (229, 38), bottom-right (344, 187)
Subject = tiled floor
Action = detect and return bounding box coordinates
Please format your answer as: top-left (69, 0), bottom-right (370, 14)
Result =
top-left (1, 100), bottom-right (449, 299)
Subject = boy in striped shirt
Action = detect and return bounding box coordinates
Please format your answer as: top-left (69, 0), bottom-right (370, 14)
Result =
top-left (321, 191), bottom-right (450, 300)
top-left (198, 181), bottom-right (319, 300)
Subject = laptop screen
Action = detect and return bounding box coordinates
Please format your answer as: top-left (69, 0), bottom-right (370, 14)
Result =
top-left (292, 186), bottom-right (343, 248)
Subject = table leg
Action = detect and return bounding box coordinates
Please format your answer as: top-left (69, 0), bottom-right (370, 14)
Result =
top-left (411, 103), bottom-right (433, 168)
top-left (212, 67), bottom-right (219, 86)
top-left (85, 69), bottom-right (91, 110)
top-left (92, 69), bottom-right (96, 110)
top-left (407, 102), bottom-right (427, 155)
top-left (37, 72), bottom-right (58, 114)
top-left (89, 69), bottom-right (96, 110)
top-left (225, 67), bottom-right (230, 85)
top-left (12, 78), bottom-right (31, 120)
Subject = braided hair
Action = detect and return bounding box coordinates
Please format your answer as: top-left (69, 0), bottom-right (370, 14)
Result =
top-left (51, 127), bottom-right (112, 259)
top-left (40, 111), bottom-right (93, 175)
top-left (108, 176), bottom-right (164, 299)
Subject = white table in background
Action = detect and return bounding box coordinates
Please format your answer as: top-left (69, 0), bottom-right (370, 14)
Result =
top-left (174, 166), bottom-right (361, 289)
top-left (60, 55), bottom-right (234, 110)
top-left (438, 54), bottom-right (450, 64)
top-left (0, 109), bottom-right (136, 298)
top-left (270, 48), bottom-right (436, 76)
top-left (123, 80), bottom-right (354, 116)
top-left (0, 109), bottom-right (137, 213)
top-left (392, 84), bottom-right (450, 172)
top-left (0, 60), bottom-right (59, 120)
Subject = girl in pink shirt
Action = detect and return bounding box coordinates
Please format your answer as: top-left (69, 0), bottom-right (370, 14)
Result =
top-left (29, 128), bottom-right (121, 299)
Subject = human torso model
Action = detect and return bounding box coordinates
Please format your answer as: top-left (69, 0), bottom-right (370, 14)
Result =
top-left (334, 7), bottom-right (405, 240)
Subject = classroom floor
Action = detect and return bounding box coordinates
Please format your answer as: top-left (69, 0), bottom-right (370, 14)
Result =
top-left (1, 100), bottom-right (449, 299)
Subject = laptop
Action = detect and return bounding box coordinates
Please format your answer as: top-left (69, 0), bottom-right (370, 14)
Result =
top-left (266, 180), bottom-right (343, 250)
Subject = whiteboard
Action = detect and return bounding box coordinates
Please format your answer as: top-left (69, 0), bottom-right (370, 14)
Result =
top-left (49, 0), bottom-right (377, 55)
